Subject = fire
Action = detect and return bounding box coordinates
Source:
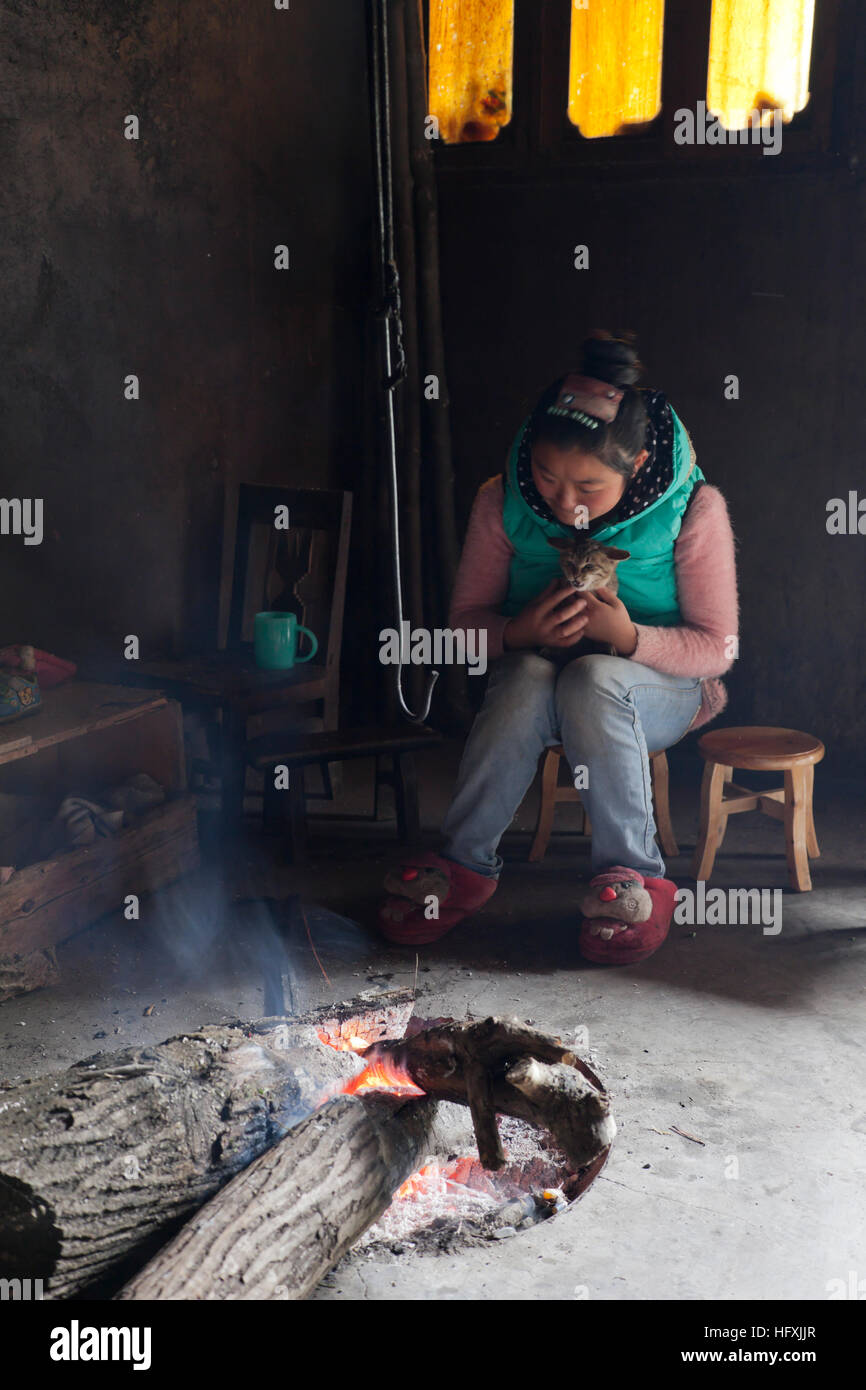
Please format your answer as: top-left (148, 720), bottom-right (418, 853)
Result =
top-left (316, 1019), bottom-right (425, 1105)
top-left (340, 1051), bottom-right (425, 1099)
top-left (394, 1163), bottom-right (449, 1201)
top-left (393, 1156), bottom-right (500, 1202)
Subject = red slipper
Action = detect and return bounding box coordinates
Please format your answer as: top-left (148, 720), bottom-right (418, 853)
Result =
top-left (377, 852), bottom-right (499, 945)
top-left (578, 867), bottom-right (678, 965)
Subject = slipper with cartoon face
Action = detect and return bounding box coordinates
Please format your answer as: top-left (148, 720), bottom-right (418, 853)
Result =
top-left (578, 866), bottom-right (677, 965)
top-left (378, 853), bottom-right (499, 946)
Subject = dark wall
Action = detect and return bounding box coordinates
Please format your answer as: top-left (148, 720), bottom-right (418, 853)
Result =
top-left (2, 2), bottom-right (863, 766)
top-left (0, 0), bottom-right (372, 662)
top-left (436, 104), bottom-right (866, 766)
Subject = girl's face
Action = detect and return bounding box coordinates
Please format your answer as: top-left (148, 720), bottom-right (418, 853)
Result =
top-left (530, 441), bottom-right (646, 526)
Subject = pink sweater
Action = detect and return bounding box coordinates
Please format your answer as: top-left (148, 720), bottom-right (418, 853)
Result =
top-left (448, 477), bottom-right (739, 731)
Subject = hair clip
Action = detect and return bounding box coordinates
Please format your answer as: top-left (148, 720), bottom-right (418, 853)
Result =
top-left (552, 374), bottom-right (624, 423)
top-left (545, 405), bottom-right (601, 429)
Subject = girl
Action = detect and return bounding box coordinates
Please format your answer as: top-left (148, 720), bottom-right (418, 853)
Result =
top-left (378, 332), bottom-right (738, 965)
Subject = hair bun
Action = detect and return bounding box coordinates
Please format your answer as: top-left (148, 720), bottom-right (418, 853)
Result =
top-left (581, 330), bottom-right (643, 388)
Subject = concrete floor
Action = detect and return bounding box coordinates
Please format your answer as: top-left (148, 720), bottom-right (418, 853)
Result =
top-left (1, 739), bottom-right (864, 1301)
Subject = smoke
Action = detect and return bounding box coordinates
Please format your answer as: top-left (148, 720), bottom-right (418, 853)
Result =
top-left (138, 872), bottom-right (379, 1019)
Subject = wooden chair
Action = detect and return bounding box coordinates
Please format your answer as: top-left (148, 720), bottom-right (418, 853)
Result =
top-left (528, 744), bottom-right (678, 862)
top-left (247, 723), bottom-right (443, 864)
top-left (690, 726), bottom-right (824, 892)
top-left (83, 485), bottom-right (352, 831)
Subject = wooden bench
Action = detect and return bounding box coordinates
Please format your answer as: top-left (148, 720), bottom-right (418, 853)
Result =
top-left (247, 724), bottom-right (443, 863)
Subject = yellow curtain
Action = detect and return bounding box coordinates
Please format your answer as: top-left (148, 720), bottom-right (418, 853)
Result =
top-left (428, 0), bottom-right (514, 144)
top-left (707, 0), bottom-right (816, 127)
top-left (568, 0), bottom-right (665, 139)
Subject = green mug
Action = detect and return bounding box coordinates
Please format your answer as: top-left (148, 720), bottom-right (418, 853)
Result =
top-left (254, 611), bottom-right (318, 670)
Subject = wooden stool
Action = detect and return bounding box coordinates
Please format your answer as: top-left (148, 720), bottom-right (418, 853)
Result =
top-left (529, 745), bottom-right (677, 862)
top-left (690, 726), bottom-right (824, 891)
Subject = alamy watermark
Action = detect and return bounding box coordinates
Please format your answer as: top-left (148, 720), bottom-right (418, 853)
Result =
top-left (826, 1271), bottom-right (866, 1299)
top-left (674, 101), bottom-right (783, 157)
top-left (0, 498), bottom-right (43, 545)
top-left (0, 1276), bottom-right (43, 1299)
top-left (826, 491), bottom-right (866, 534)
top-left (674, 883), bottom-right (782, 935)
top-left (379, 623), bottom-right (487, 676)
top-left (49, 1320), bottom-right (151, 1370)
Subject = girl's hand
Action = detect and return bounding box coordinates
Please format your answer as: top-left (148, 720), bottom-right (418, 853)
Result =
top-left (581, 587), bottom-right (638, 655)
top-left (503, 580), bottom-right (589, 651)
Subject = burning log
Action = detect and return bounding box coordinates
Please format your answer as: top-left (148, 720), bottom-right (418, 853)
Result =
top-left (373, 1015), bottom-right (615, 1173)
top-left (116, 1092), bottom-right (436, 1301)
top-left (1, 1000), bottom-right (613, 1301)
top-left (0, 992), bottom-right (416, 1300)
top-left (118, 1015), bottom-right (613, 1302)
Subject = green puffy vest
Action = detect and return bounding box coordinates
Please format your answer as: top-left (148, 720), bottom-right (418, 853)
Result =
top-left (500, 404), bottom-right (704, 626)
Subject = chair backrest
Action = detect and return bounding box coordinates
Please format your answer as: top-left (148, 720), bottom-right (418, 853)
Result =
top-left (224, 485), bottom-right (352, 701)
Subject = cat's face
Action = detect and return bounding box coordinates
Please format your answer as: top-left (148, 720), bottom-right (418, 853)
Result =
top-left (547, 536), bottom-right (630, 592)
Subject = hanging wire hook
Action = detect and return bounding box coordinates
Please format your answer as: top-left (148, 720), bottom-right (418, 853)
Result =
top-left (370, 0), bottom-right (439, 724)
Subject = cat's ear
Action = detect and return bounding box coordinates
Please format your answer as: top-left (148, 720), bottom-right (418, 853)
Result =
top-left (599, 545), bottom-right (631, 561)
top-left (545, 536), bottom-right (572, 551)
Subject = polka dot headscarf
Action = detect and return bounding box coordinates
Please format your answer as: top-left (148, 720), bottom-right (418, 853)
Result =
top-left (515, 389), bottom-right (675, 534)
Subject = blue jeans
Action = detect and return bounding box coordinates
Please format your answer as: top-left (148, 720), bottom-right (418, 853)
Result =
top-left (440, 652), bottom-right (703, 879)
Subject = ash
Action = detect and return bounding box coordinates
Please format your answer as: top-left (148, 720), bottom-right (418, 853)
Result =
top-left (359, 1174), bottom-right (502, 1248)
top-left (348, 1111), bottom-right (570, 1261)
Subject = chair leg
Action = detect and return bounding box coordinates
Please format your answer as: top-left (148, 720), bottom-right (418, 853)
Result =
top-left (393, 752), bottom-right (421, 847)
top-left (784, 765), bottom-right (812, 891)
top-left (320, 760), bottom-right (335, 802)
top-left (650, 752), bottom-right (678, 858)
top-left (529, 748), bottom-right (560, 862)
top-left (690, 761), bottom-right (730, 881)
top-left (803, 762), bottom-right (820, 858)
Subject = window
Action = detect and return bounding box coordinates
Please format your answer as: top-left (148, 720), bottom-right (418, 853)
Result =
top-left (428, 0), bottom-right (515, 144)
top-left (568, 0), bottom-right (665, 139)
top-left (428, 0), bottom-right (843, 165)
top-left (707, 0), bottom-right (816, 129)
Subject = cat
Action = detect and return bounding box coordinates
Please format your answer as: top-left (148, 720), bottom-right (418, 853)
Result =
top-left (538, 535), bottom-right (631, 664)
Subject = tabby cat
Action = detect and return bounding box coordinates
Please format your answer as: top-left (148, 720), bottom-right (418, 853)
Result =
top-left (538, 534), bottom-right (630, 664)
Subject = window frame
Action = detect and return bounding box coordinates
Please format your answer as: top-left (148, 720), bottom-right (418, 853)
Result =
top-left (426, 0), bottom-right (853, 177)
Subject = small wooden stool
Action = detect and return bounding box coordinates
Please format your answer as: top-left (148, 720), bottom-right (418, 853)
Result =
top-left (529, 745), bottom-right (677, 862)
top-left (690, 726), bottom-right (824, 891)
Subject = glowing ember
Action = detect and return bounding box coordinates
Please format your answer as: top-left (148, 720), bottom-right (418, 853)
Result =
top-left (314, 999), bottom-right (416, 1054)
top-left (394, 1163), bottom-right (449, 1202)
top-left (316, 1027), bottom-right (373, 1054)
top-left (394, 1157), bottom-right (498, 1202)
top-left (357, 1156), bottom-right (506, 1245)
top-left (340, 1051), bottom-right (425, 1099)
